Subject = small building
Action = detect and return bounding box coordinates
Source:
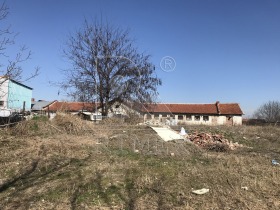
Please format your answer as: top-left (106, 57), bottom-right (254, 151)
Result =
top-left (32, 100), bottom-right (100, 119)
top-left (31, 100), bottom-right (53, 115)
top-left (0, 77), bottom-right (32, 115)
top-left (78, 111), bottom-right (102, 121)
top-left (142, 102), bottom-right (243, 126)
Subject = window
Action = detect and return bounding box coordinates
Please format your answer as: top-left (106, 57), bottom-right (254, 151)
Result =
top-left (194, 115), bottom-right (200, 121)
top-left (178, 115), bottom-right (183, 120)
top-left (0, 101), bottom-right (4, 106)
top-left (186, 115), bottom-right (192, 121)
top-left (146, 114), bottom-right (152, 119)
top-left (203, 116), bottom-right (209, 121)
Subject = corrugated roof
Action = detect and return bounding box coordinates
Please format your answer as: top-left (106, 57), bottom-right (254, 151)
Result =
top-left (31, 101), bottom-right (52, 110)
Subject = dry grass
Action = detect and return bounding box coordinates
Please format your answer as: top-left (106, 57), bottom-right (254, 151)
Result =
top-left (1, 116), bottom-right (280, 209)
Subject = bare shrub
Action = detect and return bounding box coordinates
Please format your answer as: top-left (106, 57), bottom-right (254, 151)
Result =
top-left (52, 112), bottom-right (92, 134)
top-left (124, 114), bottom-right (143, 125)
top-left (8, 118), bottom-right (51, 136)
top-left (99, 117), bottom-right (125, 125)
top-left (254, 100), bottom-right (280, 124)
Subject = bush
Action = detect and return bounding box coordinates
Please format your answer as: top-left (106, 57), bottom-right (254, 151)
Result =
top-left (32, 115), bottom-right (48, 122)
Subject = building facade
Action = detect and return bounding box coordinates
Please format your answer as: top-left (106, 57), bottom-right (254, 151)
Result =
top-left (142, 102), bottom-right (243, 126)
top-left (0, 77), bottom-right (33, 113)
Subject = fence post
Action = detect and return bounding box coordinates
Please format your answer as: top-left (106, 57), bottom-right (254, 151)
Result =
top-left (23, 101), bottom-right (26, 114)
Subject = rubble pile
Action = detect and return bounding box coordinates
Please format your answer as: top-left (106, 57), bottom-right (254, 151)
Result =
top-left (188, 132), bottom-right (243, 151)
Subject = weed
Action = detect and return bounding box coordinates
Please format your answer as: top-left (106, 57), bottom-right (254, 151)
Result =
top-left (32, 115), bottom-right (48, 122)
top-left (30, 122), bottom-right (39, 131)
top-left (44, 188), bottom-right (66, 202)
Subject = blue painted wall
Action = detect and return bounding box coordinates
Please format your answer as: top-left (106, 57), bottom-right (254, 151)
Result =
top-left (7, 80), bottom-right (32, 111)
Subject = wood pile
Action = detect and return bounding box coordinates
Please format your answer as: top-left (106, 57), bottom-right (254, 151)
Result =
top-left (188, 132), bottom-right (243, 151)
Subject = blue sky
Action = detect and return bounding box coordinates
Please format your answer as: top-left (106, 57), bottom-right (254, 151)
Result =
top-left (3, 0), bottom-right (280, 116)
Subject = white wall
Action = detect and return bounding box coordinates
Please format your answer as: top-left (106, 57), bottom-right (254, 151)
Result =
top-left (179, 115), bottom-right (214, 125)
top-left (233, 116), bottom-right (242, 125)
top-left (0, 79), bottom-right (9, 109)
top-left (145, 114), bottom-right (242, 126)
top-left (217, 116), bottom-right (226, 125)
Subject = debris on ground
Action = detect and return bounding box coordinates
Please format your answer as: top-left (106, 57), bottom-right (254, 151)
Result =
top-left (188, 132), bottom-right (243, 151)
top-left (180, 127), bottom-right (186, 135)
top-left (272, 159), bottom-right (280, 165)
top-left (192, 188), bottom-right (210, 195)
top-left (150, 126), bottom-right (184, 141)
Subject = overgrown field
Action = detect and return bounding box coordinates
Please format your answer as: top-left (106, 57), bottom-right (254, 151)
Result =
top-left (1, 114), bottom-right (280, 209)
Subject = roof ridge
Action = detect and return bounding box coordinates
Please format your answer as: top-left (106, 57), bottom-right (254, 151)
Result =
top-left (57, 101), bottom-right (99, 103)
top-left (151, 103), bottom-right (240, 105)
top-left (151, 103), bottom-right (216, 105)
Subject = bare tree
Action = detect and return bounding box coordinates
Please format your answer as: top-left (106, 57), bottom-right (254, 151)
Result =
top-left (254, 101), bottom-right (280, 124)
top-left (62, 19), bottom-right (162, 116)
top-left (0, 2), bottom-right (39, 82)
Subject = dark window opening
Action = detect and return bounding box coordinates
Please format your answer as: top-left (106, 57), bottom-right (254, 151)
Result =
top-left (194, 115), bottom-right (200, 121)
top-left (203, 116), bottom-right (209, 121)
top-left (178, 115), bottom-right (183, 120)
top-left (186, 115), bottom-right (192, 121)
top-left (146, 114), bottom-right (152, 119)
top-left (0, 101), bottom-right (4, 106)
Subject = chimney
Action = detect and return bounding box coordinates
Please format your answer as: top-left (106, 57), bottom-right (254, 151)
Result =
top-left (215, 101), bottom-right (220, 114)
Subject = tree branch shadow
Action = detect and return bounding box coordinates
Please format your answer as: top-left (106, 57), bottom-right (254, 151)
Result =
top-left (0, 159), bottom-right (39, 193)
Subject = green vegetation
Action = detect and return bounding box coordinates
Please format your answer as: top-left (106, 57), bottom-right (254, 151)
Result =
top-left (32, 115), bottom-right (49, 122)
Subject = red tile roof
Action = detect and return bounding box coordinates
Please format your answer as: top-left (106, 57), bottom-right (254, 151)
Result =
top-left (43, 101), bottom-right (99, 112)
top-left (218, 103), bottom-right (243, 115)
top-left (143, 104), bottom-right (217, 114)
top-left (42, 100), bottom-right (243, 115)
top-left (142, 103), bottom-right (243, 115)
